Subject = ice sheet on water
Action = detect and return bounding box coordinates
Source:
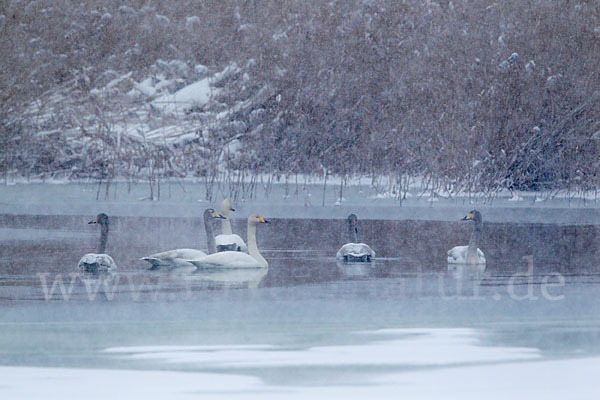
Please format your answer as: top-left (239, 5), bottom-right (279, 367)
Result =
top-left (2, 328), bottom-right (598, 399)
top-left (102, 328), bottom-right (539, 368)
top-left (0, 366), bottom-right (262, 399)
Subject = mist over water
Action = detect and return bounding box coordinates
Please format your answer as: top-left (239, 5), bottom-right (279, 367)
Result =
top-left (1, 186), bottom-right (600, 397)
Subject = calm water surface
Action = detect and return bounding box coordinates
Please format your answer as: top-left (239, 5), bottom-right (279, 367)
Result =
top-left (1, 214), bottom-right (600, 390)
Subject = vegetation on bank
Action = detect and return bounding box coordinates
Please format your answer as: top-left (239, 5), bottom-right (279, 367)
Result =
top-left (1, 0), bottom-right (599, 200)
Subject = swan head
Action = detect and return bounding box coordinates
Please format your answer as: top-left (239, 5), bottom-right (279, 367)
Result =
top-left (89, 213), bottom-right (109, 226)
top-left (204, 208), bottom-right (226, 220)
top-left (221, 198), bottom-right (235, 214)
top-left (462, 210), bottom-right (482, 223)
top-left (248, 213), bottom-right (270, 225)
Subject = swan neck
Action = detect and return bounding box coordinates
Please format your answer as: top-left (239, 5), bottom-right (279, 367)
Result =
top-left (247, 222), bottom-right (259, 255)
top-left (98, 224), bottom-right (108, 254)
top-left (204, 214), bottom-right (217, 254)
top-left (247, 221), bottom-right (267, 267)
top-left (348, 220), bottom-right (358, 243)
top-left (221, 215), bottom-right (232, 235)
top-left (468, 221), bottom-right (482, 256)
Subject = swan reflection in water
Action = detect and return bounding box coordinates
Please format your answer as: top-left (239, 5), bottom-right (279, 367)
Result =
top-left (444, 264), bottom-right (487, 298)
top-left (447, 264), bottom-right (486, 279)
top-left (184, 266), bottom-right (269, 289)
top-left (336, 259), bottom-right (377, 278)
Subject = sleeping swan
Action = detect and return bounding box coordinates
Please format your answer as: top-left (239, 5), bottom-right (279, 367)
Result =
top-left (140, 208), bottom-right (225, 268)
top-left (188, 213), bottom-right (269, 269)
top-left (77, 213), bottom-right (117, 272)
top-left (215, 198), bottom-right (248, 252)
top-left (336, 214), bottom-right (375, 262)
top-left (447, 210), bottom-right (486, 264)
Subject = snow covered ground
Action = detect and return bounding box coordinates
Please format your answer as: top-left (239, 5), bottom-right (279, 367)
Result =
top-left (3, 358), bottom-right (598, 399)
top-left (0, 328), bottom-right (597, 399)
top-left (24, 61), bottom-right (248, 146)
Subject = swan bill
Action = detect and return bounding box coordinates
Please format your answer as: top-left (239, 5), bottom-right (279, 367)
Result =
top-left (212, 210), bottom-right (226, 219)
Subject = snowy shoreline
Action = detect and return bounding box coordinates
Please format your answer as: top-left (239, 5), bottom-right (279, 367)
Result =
top-left (1, 180), bottom-right (599, 225)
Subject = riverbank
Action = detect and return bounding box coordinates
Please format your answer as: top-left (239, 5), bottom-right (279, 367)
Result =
top-left (1, 181), bottom-right (599, 224)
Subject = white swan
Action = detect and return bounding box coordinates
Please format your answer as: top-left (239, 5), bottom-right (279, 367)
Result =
top-left (77, 213), bottom-right (117, 272)
top-left (215, 198), bottom-right (248, 252)
top-left (336, 214), bottom-right (375, 262)
top-left (188, 213), bottom-right (269, 269)
top-left (141, 208), bottom-right (225, 268)
top-left (448, 210), bottom-right (486, 264)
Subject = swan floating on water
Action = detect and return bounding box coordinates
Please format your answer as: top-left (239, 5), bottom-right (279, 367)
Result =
top-left (215, 198), bottom-right (248, 252)
top-left (77, 213), bottom-right (117, 272)
top-left (447, 210), bottom-right (486, 265)
top-left (141, 208), bottom-right (225, 268)
top-left (336, 214), bottom-right (375, 262)
top-left (188, 213), bottom-right (269, 269)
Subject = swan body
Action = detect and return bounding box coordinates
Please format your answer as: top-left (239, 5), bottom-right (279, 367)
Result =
top-left (78, 213), bottom-right (117, 272)
top-left (77, 253), bottom-right (117, 273)
top-left (189, 251), bottom-right (264, 269)
top-left (215, 198), bottom-right (248, 252)
top-left (448, 210), bottom-right (486, 265)
top-left (141, 249), bottom-right (204, 268)
top-left (336, 243), bottom-right (375, 262)
top-left (189, 213), bottom-right (269, 269)
top-left (447, 245), bottom-right (486, 264)
top-left (336, 214), bottom-right (375, 262)
top-left (141, 209), bottom-right (225, 268)
top-left (215, 234), bottom-right (247, 252)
